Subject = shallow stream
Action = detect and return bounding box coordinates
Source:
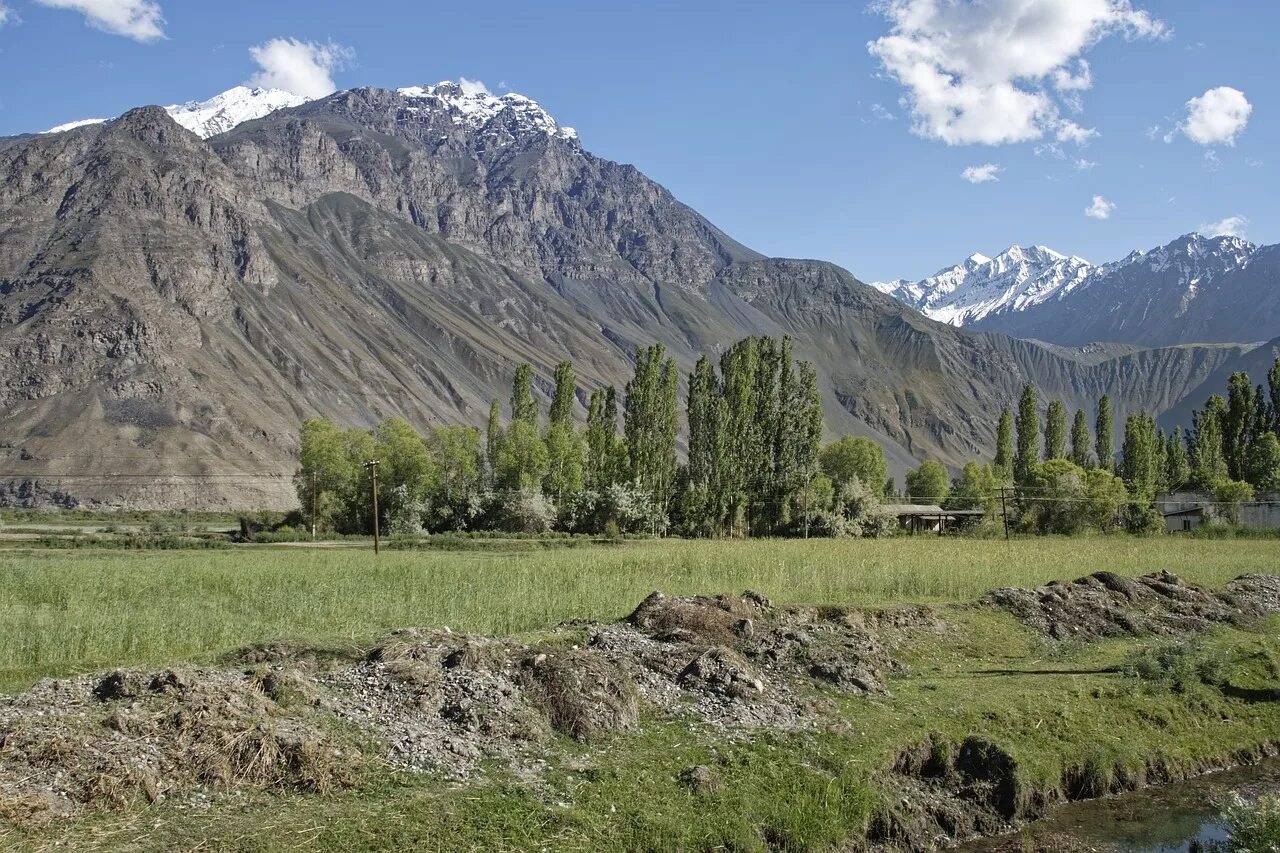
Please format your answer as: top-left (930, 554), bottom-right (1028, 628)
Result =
top-left (956, 758), bottom-right (1280, 852)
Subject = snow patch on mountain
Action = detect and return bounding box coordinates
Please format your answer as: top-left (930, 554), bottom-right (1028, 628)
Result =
top-left (43, 86), bottom-right (308, 139)
top-left (397, 81), bottom-right (578, 142)
top-left (873, 234), bottom-right (1260, 327)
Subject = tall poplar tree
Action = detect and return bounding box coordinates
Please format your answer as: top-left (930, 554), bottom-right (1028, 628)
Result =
top-left (1014, 385), bottom-right (1039, 486)
top-left (485, 399), bottom-right (503, 485)
top-left (543, 361), bottom-right (583, 502)
top-left (1224, 372), bottom-right (1258, 481)
top-left (1069, 408), bottom-right (1093, 469)
top-left (625, 344), bottom-right (679, 511)
top-left (1191, 395), bottom-right (1229, 486)
top-left (1095, 395), bottom-right (1114, 473)
top-left (1121, 412), bottom-right (1160, 502)
top-left (549, 361), bottom-right (576, 427)
top-left (1269, 357), bottom-right (1280, 434)
top-left (1044, 399), bottom-right (1067, 461)
top-left (585, 387), bottom-right (623, 490)
top-left (994, 408), bottom-right (1014, 481)
top-left (1164, 428), bottom-right (1191, 491)
top-left (511, 364), bottom-right (538, 426)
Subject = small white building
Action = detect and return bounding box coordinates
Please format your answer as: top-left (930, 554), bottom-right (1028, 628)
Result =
top-left (1158, 491), bottom-right (1280, 533)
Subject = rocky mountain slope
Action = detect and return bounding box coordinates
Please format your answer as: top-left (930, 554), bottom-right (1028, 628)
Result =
top-left (45, 85), bottom-right (310, 139)
top-left (0, 84), bottom-right (1254, 508)
top-left (875, 235), bottom-right (1280, 347)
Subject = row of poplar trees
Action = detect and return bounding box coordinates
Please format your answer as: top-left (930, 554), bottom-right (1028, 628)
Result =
top-left (990, 356), bottom-right (1280, 529)
top-left (483, 336), bottom-right (825, 535)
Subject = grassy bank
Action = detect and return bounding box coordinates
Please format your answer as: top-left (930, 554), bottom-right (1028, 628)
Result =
top-left (1, 537), bottom-right (1276, 692)
top-left (1, 538), bottom-right (1277, 851)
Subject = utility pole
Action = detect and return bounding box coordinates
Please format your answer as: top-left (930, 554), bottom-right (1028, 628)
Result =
top-left (364, 459), bottom-right (381, 555)
top-left (1000, 486), bottom-right (1011, 540)
top-left (310, 471), bottom-right (317, 542)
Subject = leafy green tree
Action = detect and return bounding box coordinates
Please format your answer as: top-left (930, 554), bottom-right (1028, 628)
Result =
top-left (1014, 385), bottom-right (1040, 485)
top-left (295, 417), bottom-right (362, 532)
top-left (375, 418), bottom-right (440, 533)
top-left (1269, 357), bottom-right (1280, 434)
top-left (549, 361), bottom-right (576, 427)
top-left (1021, 459), bottom-right (1087, 535)
top-left (794, 474), bottom-right (835, 539)
top-left (494, 420), bottom-right (548, 491)
top-left (511, 363), bottom-right (538, 426)
top-left (1225, 372), bottom-right (1259, 481)
top-left (1163, 428), bottom-right (1191, 492)
top-left (685, 355), bottom-right (727, 534)
top-left (994, 408), bottom-right (1014, 481)
top-left (1190, 395), bottom-right (1229, 487)
top-left (1247, 432), bottom-right (1280, 492)
top-left (1121, 412), bottom-right (1161, 502)
top-left (585, 387), bottom-right (625, 490)
top-left (820, 437), bottom-right (887, 498)
top-left (1070, 409), bottom-right (1093, 469)
top-left (1212, 478), bottom-right (1255, 526)
top-left (1095, 395), bottom-right (1114, 473)
top-left (947, 461), bottom-right (999, 515)
top-left (485, 399), bottom-right (503, 485)
top-left (429, 425), bottom-right (484, 530)
top-left (543, 361), bottom-right (585, 502)
top-left (1044, 399), bottom-right (1067, 461)
top-left (1082, 468), bottom-right (1128, 532)
top-left (905, 459), bottom-right (950, 504)
top-left (625, 344), bottom-right (679, 511)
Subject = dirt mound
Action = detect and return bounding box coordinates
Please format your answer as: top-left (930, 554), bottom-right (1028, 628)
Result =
top-left (0, 668), bottom-right (358, 827)
top-left (986, 571), bottom-right (1280, 640)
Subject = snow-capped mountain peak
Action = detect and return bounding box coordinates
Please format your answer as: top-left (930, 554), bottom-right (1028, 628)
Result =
top-left (872, 232), bottom-right (1266, 335)
top-left (873, 243), bottom-right (1094, 326)
top-left (396, 81), bottom-right (578, 142)
top-left (44, 85), bottom-right (310, 139)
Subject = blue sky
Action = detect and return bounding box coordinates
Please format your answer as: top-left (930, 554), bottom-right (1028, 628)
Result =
top-left (0, 0), bottom-right (1275, 282)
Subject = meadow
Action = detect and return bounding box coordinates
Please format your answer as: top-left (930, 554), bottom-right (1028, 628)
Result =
top-left (1, 536), bottom-right (1275, 692)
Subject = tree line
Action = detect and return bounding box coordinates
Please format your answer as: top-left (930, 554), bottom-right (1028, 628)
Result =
top-left (296, 337), bottom-right (892, 537)
top-left (295, 339), bottom-right (1280, 538)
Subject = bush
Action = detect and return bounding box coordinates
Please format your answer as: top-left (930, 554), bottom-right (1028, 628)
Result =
top-left (1120, 639), bottom-right (1226, 694)
top-left (1213, 792), bottom-right (1280, 852)
top-left (488, 489), bottom-right (557, 534)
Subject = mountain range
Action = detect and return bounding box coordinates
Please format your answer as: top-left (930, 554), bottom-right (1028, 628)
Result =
top-left (1, 83), bottom-right (1275, 508)
top-left (872, 234), bottom-right (1280, 347)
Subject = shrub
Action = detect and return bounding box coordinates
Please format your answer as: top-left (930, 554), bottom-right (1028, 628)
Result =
top-left (1213, 792), bottom-right (1280, 852)
top-left (1120, 639), bottom-right (1226, 694)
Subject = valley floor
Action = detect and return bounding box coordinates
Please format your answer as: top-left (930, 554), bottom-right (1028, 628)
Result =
top-left (1, 539), bottom-right (1278, 851)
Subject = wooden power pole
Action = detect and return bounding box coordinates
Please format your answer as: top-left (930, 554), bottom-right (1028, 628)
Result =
top-left (310, 471), bottom-right (317, 542)
top-left (364, 459), bottom-right (381, 555)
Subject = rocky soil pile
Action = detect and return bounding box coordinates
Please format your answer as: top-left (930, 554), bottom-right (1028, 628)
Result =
top-left (0, 591), bottom-right (934, 823)
top-left (986, 571), bottom-right (1280, 640)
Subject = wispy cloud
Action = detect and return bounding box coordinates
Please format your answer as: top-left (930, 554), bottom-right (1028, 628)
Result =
top-left (1198, 215), bottom-right (1248, 239)
top-left (961, 164), bottom-right (1002, 183)
top-left (35, 0), bottom-right (164, 42)
top-left (1085, 194), bottom-right (1116, 220)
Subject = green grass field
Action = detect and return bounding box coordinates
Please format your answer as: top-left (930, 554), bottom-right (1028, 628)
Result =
top-left (2, 537), bottom-right (1278, 852)
top-left (1, 537), bottom-right (1275, 692)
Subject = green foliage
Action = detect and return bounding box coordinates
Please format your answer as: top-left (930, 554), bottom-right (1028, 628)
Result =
top-left (1044, 399), bottom-right (1067, 461)
top-left (1120, 638), bottom-right (1226, 695)
top-left (994, 408), bottom-right (1014, 480)
top-left (1081, 468), bottom-right (1128, 532)
top-left (1212, 477), bottom-right (1255, 526)
top-left (946, 461), bottom-right (998, 514)
top-left (1020, 459), bottom-right (1088, 535)
top-left (905, 460), bottom-right (949, 503)
top-left (549, 361), bottom-right (576, 427)
top-left (1191, 395), bottom-right (1230, 487)
top-left (543, 423), bottom-right (585, 502)
top-left (1014, 384), bottom-right (1040, 485)
top-left (1121, 412), bottom-right (1161, 502)
top-left (1095, 395), bottom-right (1114, 473)
top-left (585, 387), bottom-right (625, 490)
top-left (820, 437), bottom-right (887, 499)
top-left (429, 426), bottom-right (484, 531)
top-left (510, 364), bottom-right (539, 426)
top-left (493, 420), bottom-right (549, 492)
top-left (1225, 371), bottom-right (1261, 482)
top-left (1163, 428), bottom-right (1191, 492)
top-left (1214, 792), bottom-right (1280, 853)
top-left (1247, 432), bottom-right (1280, 492)
top-left (625, 344), bottom-right (679, 512)
top-left (1069, 408), bottom-right (1093, 469)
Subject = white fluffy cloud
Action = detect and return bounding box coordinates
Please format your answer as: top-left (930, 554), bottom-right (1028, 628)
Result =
top-left (868, 0), bottom-right (1165, 146)
top-left (961, 164), bottom-right (1002, 183)
top-left (1180, 87), bottom-right (1252, 146)
top-left (36, 0), bottom-right (164, 42)
top-left (247, 38), bottom-right (355, 99)
top-left (1199, 215), bottom-right (1249, 239)
top-left (458, 77), bottom-right (490, 97)
top-left (1085, 195), bottom-right (1116, 220)
top-left (0, 4), bottom-right (13, 27)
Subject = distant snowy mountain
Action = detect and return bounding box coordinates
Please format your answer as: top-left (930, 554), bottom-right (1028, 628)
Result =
top-left (396, 82), bottom-right (578, 142)
top-left (872, 245), bottom-right (1094, 326)
top-left (44, 86), bottom-right (310, 139)
top-left (873, 234), bottom-right (1280, 347)
top-left (41, 81), bottom-right (579, 145)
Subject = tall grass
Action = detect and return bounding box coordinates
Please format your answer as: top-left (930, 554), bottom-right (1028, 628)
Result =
top-left (0, 537), bottom-right (1272, 691)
